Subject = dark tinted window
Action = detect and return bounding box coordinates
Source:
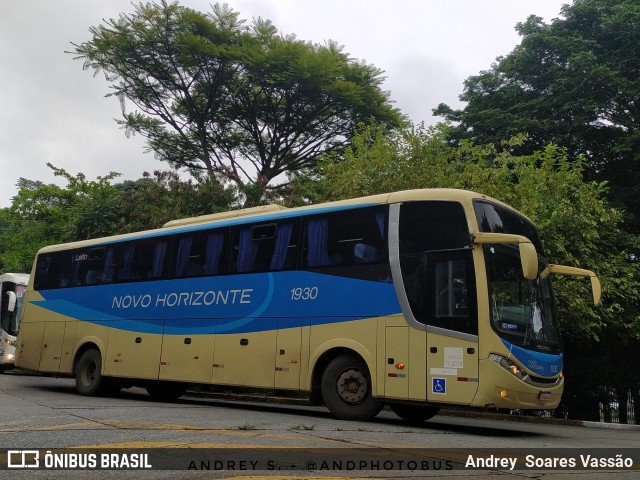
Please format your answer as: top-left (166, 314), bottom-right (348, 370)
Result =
top-left (399, 201), bottom-right (470, 254)
top-left (115, 238), bottom-right (168, 282)
top-left (399, 201), bottom-right (476, 335)
top-left (474, 201), bottom-right (543, 254)
top-left (171, 229), bottom-right (228, 278)
top-left (303, 207), bottom-right (387, 268)
top-left (401, 250), bottom-right (477, 334)
top-left (34, 246), bottom-right (117, 290)
top-left (230, 220), bottom-right (299, 273)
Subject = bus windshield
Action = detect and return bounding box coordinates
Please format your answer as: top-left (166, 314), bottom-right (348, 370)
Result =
top-left (474, 200), bottom-right (561, 354)
top-left (484, 245), bottom-right (561, 354)
top-left (1, 284), bottom-right (26, 337)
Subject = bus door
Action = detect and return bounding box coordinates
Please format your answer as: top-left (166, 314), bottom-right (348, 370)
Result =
top-left (426, 331), bottom-right (479, 404)
top-left (425, 254), bottom-right (479, 405)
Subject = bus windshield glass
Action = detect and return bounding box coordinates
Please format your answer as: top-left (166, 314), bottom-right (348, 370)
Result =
top-left (474, 200), bottom-right (560, 354)
top-left (1, 284), bottom-right (26, 336)
top-left (484, 245), bottom-right (561, 354)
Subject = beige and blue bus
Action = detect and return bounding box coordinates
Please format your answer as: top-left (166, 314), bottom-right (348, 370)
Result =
top-left (15, 189), bottom-right (600, 422)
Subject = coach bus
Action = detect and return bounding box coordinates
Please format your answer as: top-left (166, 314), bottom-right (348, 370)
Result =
top-left (15, 189), bottom-right (600, 422)
top-left (1, 273), bottom-right (29, 372)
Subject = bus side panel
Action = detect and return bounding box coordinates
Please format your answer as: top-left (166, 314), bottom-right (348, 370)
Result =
top-left (59, 321), bottom-right (77, 373)
top-left (159, 331), bottom-right (215, 384)
top-left (16, 322), bottom-right (45, 371)
top-left (299, 320), bottom-right (311, 391)
top-left (275, 318), bottom-right (303, 390)
top-left (408, 326), bottom-right (427, 401)
top-left (39, 321), bottom-right (66, 372)
top-left (73, 320), bottom-right (110, 372)
top-left (104, 325), bottom-right (162, 380)
top-left (213, 328), bottom-right (277, 388)
top-left (309, 317), bottom-right (378, 395)
top-left (383, 325), bottom-right (409, 400)
top-left (426, 333), bottom-right (479, 405)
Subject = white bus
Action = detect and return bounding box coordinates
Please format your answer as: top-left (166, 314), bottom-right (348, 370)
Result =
top-left (0, 273), bottom-right (29, 372)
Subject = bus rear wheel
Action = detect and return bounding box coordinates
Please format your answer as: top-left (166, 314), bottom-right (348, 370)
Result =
top-left (75, 349), bottom-right (106, 396)
top-left (390, 403), bottom-right (440, 424)
top-left (321, 354), bottom-right (382, 421)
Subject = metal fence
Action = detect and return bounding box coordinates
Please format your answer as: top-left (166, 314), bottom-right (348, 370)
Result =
top-left (600, 390), bottom-right (637, 424)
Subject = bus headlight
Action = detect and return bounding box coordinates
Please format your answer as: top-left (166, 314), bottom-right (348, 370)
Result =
top-left (489, 353), bottom-right (526, 380)
top-left (4, 339), bottom-right (15, 347)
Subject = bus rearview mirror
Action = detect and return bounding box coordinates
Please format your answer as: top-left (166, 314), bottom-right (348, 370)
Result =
top-left (548, 264), bottom-right (602, 306)
top-left (6, 291), bottom-right (16, 312)
top-left (518, 242), bottom-right (538, 281)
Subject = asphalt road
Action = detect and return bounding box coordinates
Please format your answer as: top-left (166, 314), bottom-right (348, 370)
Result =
top-left (0, 371), bottom-right (638, 479)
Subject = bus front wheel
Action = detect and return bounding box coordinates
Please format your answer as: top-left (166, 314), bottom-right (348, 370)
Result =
top-left (321, 354), bottom-right (382, 421)
top-left (75, 349), bottom-right (106, 396)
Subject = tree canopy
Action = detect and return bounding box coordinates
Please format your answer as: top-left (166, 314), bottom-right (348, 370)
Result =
top-left (434, 0), bottom-right (640, 232)
top-left (72, 0), bottom-right (404, 206)
top-left (0, 165), bottom-right (235, 273)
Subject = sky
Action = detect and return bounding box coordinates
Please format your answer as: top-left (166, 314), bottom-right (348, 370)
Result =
top-left (0, 0), bottom-right (569, 208)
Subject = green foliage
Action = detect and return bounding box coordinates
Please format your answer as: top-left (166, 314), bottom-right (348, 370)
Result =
top-left (0, 165), bottom-right (236, 273)
top-left (434, 0), bottom-right (640, 233)
top-left (115, 170), bottom-right (236, 232)
top-left (0, 165), bottom-right (122, 272)
top-left (71, 1), bottom-right (404, 206)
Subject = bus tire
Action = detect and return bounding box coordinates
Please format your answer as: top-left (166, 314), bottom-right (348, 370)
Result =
top-left (390, 403), bottom-right (440, 424)
top-left (75, 349), bottom-right (106, 396)
top-left (145, 381), bottom-right (188, 402)
top-left (321, 354), bottom-right (382, 421)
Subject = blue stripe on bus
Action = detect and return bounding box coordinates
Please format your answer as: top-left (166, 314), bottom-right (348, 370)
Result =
top-left (500, 338), bottom-right (563, 377)
top-left (30, 271), bottom-right (400, 335)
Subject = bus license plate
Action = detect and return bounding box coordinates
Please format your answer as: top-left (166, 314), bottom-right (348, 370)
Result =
top-left (538, 391), bottom-right (551, 400)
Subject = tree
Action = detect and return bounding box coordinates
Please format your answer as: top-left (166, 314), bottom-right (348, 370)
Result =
top-left (0, 165), bottom-right (121, 272)
top-left (72, 1), bottom-right (404, 206)
top-left (0, 165), bottom-right (236, 273)
top-left (434, 0), bottom-right (640, 233)
top-left (115, 170), bottom-right (236, 232)
top-left (318, 125), bottom-right (640, 421)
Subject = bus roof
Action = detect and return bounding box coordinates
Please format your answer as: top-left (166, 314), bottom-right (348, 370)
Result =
top-left (34, 188), bottom-right (511, 254)
top-left (0, 273), bottom-right (29, 284)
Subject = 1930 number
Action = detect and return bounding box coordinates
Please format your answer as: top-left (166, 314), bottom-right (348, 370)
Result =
top-left (291, 287), bottom-right (318, 301)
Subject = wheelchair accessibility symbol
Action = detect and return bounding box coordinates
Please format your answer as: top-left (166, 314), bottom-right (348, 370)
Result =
top-left (432, 377), bottom-right (446, 395)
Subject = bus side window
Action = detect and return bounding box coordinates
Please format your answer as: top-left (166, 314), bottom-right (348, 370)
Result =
top-left (428, 252), bottom-right (477, 335)
top-left (84, 247), bottom-right (116, 285)
top-left (116, 239), bottom-right (168, 282)
top-left (173, 230), bottom-right (227, 278)
top-left (304, 207), bottom-right (387, 268)
top-left (399, 201), bottom-right (477, 335)
top-left (230, 221), bottom-right (298, 274)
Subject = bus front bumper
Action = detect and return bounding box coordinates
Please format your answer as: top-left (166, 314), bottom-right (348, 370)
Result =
top-left (473, 358), bottom-right (563, 410)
